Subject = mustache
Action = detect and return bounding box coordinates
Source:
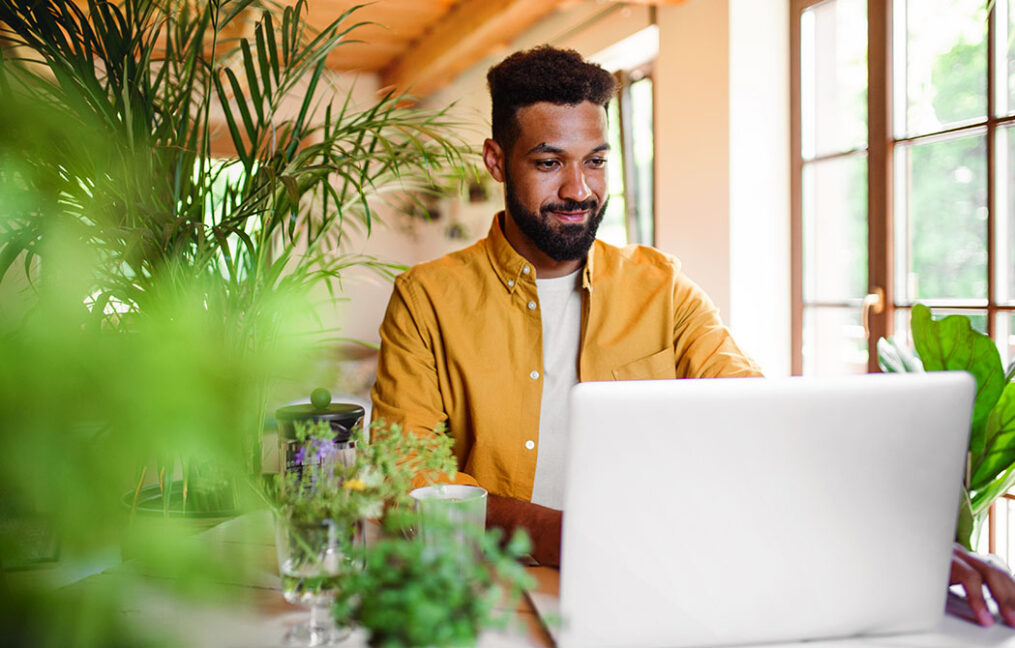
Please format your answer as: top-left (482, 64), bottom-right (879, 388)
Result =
top-left (541, 198), bottom-right (599, 214)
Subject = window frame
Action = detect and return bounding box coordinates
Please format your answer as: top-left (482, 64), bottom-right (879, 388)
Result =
top-left (791, 0), bottom-right (1015, 375)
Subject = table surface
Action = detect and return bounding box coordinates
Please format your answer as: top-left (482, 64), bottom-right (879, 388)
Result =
top-left (64, 510), bottom-right (1015, 648)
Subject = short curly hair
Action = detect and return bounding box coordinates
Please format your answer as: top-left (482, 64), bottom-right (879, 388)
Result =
top-left (487, 45), bottom-right (617, 153)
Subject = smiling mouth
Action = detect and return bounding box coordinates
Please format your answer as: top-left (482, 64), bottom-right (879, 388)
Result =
top-left (550, 210), bottom-right (589, 224)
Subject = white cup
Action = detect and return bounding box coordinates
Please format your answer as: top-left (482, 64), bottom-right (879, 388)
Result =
top-left (408, 484), bottom-right (488, 548)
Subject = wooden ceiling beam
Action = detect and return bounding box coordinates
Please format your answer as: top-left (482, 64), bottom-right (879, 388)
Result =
top-left (379, 0), bottom-right (569, 97)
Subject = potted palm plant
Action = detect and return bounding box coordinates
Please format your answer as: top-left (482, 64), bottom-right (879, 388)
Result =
top-left (0, 0), bottom-right (471, 513)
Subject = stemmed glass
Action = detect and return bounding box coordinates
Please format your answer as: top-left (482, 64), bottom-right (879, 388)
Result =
top-left (275, 516), bottom-right (362, 646)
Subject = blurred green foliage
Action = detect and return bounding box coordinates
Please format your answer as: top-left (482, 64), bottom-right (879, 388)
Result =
top-left (332, 524), bottom-right (534, 648)
top-left (0, 0), bottom-right (472, 645)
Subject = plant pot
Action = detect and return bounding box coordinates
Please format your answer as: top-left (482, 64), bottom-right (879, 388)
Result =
top-left (119, 480), bottom-right (239, 560)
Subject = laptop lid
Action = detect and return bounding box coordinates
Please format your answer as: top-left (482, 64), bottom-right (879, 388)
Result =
top-left (558, 372), bottom-right (975, 648)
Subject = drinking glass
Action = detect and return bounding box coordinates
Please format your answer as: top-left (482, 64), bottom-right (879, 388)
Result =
top-left (275, 517), bottom-right (361, 646)
top-left (409, 484), bottom-right (487, 550)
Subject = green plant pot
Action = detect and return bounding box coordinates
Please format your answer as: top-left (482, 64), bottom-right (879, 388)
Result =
top-left (119, 480), bottom-right (239, 560)
top-left (121, 480), bottom-right (238, 520)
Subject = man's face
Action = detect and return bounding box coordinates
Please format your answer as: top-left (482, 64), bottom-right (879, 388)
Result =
top-left (485, 101), bottom-right (609, 262)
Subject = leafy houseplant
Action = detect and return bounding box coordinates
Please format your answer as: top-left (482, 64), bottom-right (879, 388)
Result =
top-left (271, 418), bottom-right (460, 645)
top-left (0, 0), bottom-right (471, 508)
top-left (272, 418), bottom-right (459, 527)
top-left (878, 303), bottom-right (1015, 548)
top-left (331, 525), bottom-right (534, 648)
top-left (272, 420), bottom-right (535, 648)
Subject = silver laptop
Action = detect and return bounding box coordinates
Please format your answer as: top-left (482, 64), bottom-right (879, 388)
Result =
top-left (549, 372), bottom-right (975, 648)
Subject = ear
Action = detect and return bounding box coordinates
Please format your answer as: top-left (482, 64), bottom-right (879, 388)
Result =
top-left (482, 138), bottom-right (506, 183)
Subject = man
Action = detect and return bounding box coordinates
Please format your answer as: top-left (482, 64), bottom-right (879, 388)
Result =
top-left (372, 45), bottom-right (1015, 626)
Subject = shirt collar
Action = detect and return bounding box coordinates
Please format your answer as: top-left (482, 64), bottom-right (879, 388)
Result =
top-left (485, 212), bottom-right (598, 294)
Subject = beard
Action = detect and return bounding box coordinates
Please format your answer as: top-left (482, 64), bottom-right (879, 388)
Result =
top-left (504, 172), bottom-right (608, 262)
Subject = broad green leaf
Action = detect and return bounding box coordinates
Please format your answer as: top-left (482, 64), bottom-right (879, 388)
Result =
top-left (911, 303), bottom-right (1005, 458)
top-left (971, 383), bottom-right (1015, 490)
top-left (971, 458), bottom-right (1015, 517)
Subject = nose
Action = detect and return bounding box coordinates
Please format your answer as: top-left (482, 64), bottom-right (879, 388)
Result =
top-left (559, 164), bottom-right (592, 202)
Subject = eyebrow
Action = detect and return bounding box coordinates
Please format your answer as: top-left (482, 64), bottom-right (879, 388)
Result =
top-left (526, 142), bottom-right (611, 155)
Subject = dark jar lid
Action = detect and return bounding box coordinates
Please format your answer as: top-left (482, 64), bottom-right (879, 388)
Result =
top-left (275, 402), bottom-right (364, 441)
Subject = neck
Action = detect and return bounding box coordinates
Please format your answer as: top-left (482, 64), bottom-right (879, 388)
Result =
top-left (500, 212), bottom-right (585, 279)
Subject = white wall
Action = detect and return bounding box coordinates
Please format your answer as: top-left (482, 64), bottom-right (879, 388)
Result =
top-left (654, 0), bottom-right (790, 376)
top-left (729, 0), bottom-right (791, 377)
top-left (655, 0), bottom-right (731, 316)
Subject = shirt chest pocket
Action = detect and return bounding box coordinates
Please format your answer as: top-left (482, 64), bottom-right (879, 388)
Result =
top-left (610, 347), bottom-right (677, 381)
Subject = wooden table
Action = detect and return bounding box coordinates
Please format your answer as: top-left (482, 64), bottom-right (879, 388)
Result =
top-left (66, 510), bottom-right (556, 647)
top-left (62, 510), bottom-right (1015, 648)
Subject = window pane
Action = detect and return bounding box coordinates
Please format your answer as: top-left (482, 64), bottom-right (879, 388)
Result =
top-left (1001, 0), bottom-right (1015, 116)
top-left (631, 77), bottom-right (654, 246)
top-left (600, 98), bottom-right (627, 246)
top-left (1000, 126), bottom-right (1015, 303)
top-left (892, 307), bottom-right (913, 349)
top-left (894, 133), bottom-right (987, 302)
top-left (893, 306), bottom-right (987, 339)
top-left (800, 0), bottom-right (868, 159)
top-left (898, 0), bottom-right (987, 137)
top-left (802, 157), bottom-right (868, 302)
top-left (802, 307), bottom-right (867, 375)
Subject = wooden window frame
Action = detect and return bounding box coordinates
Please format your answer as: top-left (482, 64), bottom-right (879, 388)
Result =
top-left (791, 0), bottom-right (1015, 375)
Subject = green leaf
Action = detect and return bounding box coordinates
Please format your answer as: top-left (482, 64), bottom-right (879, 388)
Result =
top-left (971, 382), bottom-right (1015, 490)
top-left (239, 38), bottom-right (264, 125)
top-left (956, 486), bottom-right (975, 550)
top-left (911, 303), bottom-right (1005, 459)
top-left (212, 73), bottom-right (252, 167)
top-left (279, 175), bottom-right (300, 204)
top-left (222, 67), bottom-right (256, 145)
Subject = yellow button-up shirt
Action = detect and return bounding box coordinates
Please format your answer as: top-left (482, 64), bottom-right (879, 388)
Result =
top-left (371, 214), bottom-right (761, 500)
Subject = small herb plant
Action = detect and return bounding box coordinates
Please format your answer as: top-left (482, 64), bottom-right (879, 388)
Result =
top-left (879, 303), bottom-right (1015, 547)
top-left (272, 418), bottom-right (458, 527)
top-left (332, 521), bottom-right (535, 648)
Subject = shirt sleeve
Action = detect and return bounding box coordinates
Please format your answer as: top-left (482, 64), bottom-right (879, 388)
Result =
top-left (671, 274), bottom-right (764, 379)
top-left (370, 275), bottom-right (480, 488)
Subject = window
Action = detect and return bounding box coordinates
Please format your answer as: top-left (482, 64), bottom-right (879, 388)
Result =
top-left (792, 0), bottom-right (1015, 552)
top-left (594, 25), bottom-right (657, 248)
top-left (793, 0), bottom-right (1015, 373)
top-left (601, 67), bottom-right (655, 247)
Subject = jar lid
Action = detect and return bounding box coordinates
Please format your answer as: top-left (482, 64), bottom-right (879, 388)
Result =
top-left (275, 402), bottom-right (365, 440)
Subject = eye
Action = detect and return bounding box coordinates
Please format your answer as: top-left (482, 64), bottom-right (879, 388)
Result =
top-left (534, 159), bottom-right (560, 171)
top-left (586, 157), bottom-right (607, 169)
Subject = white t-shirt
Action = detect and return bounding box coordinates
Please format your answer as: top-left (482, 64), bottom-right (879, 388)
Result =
top-left (529, 268), bottom-right (582, 510)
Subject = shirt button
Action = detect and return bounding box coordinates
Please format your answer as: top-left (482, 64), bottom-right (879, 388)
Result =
top-left (525, 440), bottom-right (535, 450)
top-left (529, 370), bottom-right (540, 380)
top-left (522, 266), bottom-right (530, 275)
top-left (507, 279), bottom-right (515, 287)
top-left (527, 300), bottom-right (536, 310)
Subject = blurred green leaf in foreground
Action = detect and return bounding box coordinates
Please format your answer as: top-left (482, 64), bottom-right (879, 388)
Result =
top-left (0, 86), bottom-right (318, 648)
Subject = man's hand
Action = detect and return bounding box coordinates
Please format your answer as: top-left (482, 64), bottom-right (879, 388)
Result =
top-left (486, 493), bottom-right (562, 566)
top-left (951, 544), bottom-right (1015, 627)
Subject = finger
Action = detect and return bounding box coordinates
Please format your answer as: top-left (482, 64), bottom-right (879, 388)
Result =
top-left (966, 554), bottom-right (1015, 627)
top-left (952, 555), bottom-right (994, 627)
